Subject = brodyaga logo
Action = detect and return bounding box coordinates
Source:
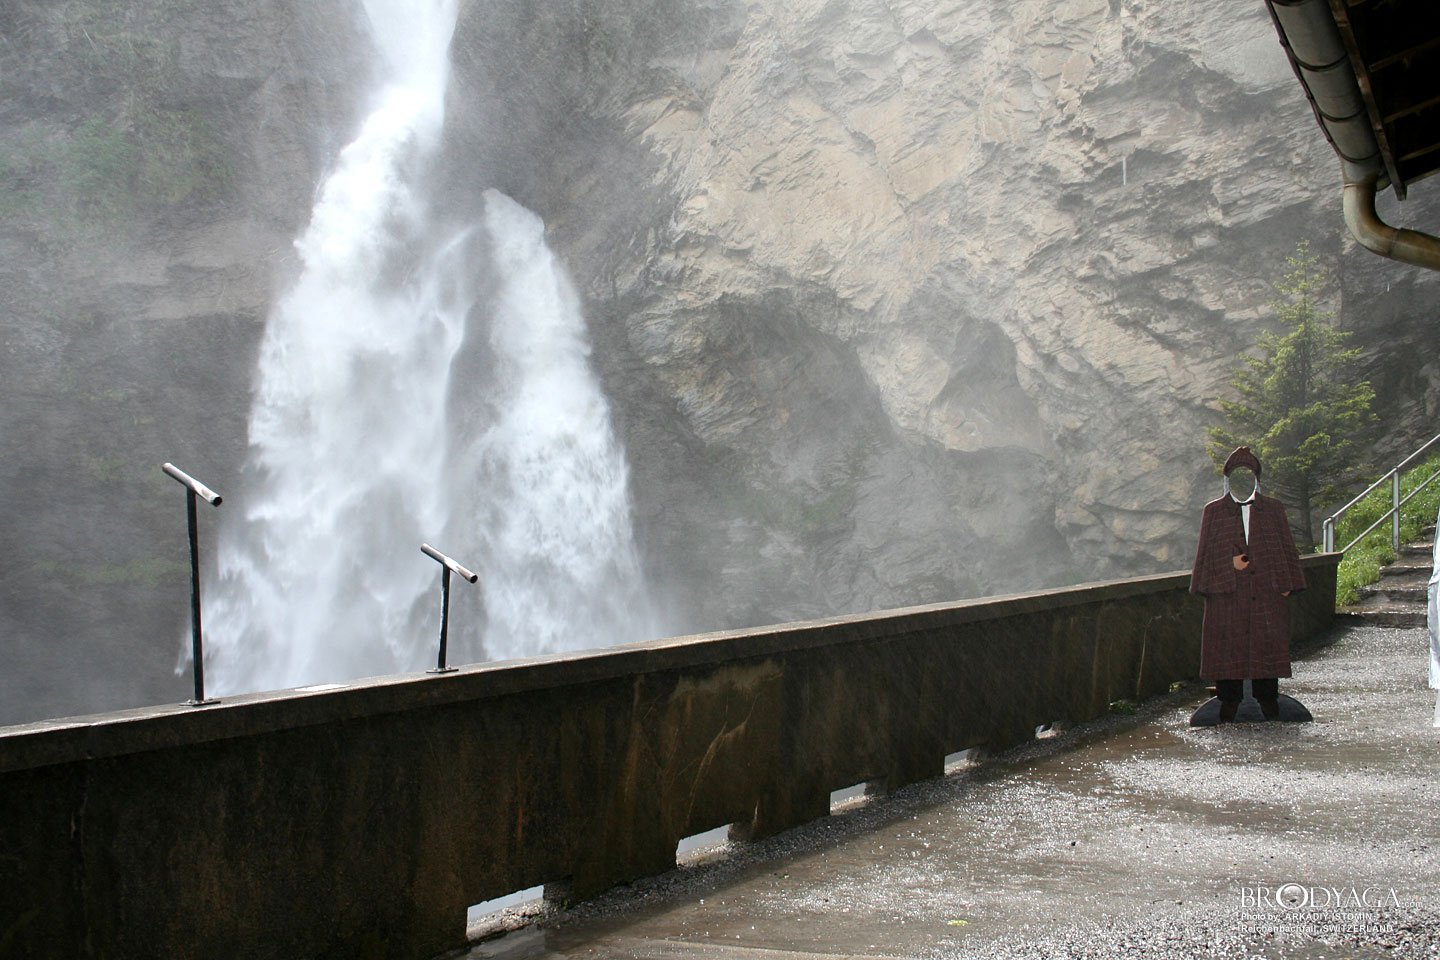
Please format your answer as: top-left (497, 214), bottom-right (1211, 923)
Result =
top-left (1236, 882), bottom-right (1406, 939)
top-left (1239, 884), bottom-right (1405, 910)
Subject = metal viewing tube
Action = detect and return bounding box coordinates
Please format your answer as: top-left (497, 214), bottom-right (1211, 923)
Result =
top-left (421, 543), bottom-right (478, 674)
top-left (162, 463), bottom-right (223, 706)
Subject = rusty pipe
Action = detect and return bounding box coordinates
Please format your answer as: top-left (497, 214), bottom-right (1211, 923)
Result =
top-left (1343, 175), bottom-right (1440, 272)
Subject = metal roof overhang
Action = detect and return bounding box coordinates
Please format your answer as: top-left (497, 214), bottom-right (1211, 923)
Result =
top-left (1264, 0), bottom-right (1440, 271)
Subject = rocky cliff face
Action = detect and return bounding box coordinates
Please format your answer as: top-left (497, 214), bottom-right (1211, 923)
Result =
top-left (2, 0), bottom-right (1437, 722)
top-left (0, 0), bottom-right (369, 719)
top-left (443, 0), bottom-right (1440, 630)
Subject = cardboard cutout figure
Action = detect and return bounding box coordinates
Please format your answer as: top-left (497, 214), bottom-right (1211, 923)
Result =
top-left (1188, 446), bottom-right (1311, 726)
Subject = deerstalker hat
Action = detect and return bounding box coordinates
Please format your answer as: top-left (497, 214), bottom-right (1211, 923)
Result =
top-left (1223, 445), bottom-right (1262, 477)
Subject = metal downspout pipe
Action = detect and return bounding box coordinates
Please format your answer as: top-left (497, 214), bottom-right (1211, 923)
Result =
top-left (1343, 176), bottom-right (1440, 271)
top-left (1267, 0), bottom-right (1440, 271)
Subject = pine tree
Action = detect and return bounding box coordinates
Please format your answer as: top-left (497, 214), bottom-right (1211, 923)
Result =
top-left (1208, 240), bottom-right (1377, 548)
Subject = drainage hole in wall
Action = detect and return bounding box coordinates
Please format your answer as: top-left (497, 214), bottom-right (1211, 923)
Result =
top-left (676, 823), bottom-right (735, 863)
top-left (829, 781), bottom-right (875, 812)
top-left (466, 885), bottom-right (545, 939)
top-left (944, 748), bottom-right (985, 773)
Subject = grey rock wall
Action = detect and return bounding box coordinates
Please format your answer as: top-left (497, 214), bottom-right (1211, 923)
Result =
top-left (443, 0), bottom-right (1440, 631)
top-left (0, 0), bottom-right (369, 720)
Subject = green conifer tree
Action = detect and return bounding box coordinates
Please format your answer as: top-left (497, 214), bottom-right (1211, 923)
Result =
top-left (1208, 240), bottom-right (1377, 548)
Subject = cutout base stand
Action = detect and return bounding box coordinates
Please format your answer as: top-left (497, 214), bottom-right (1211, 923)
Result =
top-left (1190, 680), bottom-right (1313, 727)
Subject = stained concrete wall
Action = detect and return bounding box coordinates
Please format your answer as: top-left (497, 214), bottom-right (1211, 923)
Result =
top-left (0, 556), bottom-right (1339, 960)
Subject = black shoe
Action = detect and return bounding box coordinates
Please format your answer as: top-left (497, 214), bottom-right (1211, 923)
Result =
top-left (1218, 700), bottom-right (1239, 723)
top-left (1258, 697), bottom-right (1280, 721)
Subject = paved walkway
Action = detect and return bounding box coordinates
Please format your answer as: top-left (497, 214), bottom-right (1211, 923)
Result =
top-left (452, 625), bottom-right (1439, 960)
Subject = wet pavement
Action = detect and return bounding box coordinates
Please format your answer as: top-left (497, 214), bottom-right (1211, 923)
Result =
top-left (449, 625), bottom-right (1439, 960)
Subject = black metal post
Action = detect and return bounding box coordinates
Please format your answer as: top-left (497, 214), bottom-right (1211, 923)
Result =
top-left (163, 463), bottom-right (222, 706)
top-left (436, 566), bottom-right (453, 673)
top-left (186, 488), bottom-right (207, 704)
top-left (421, 543), bottom-right (478, 675)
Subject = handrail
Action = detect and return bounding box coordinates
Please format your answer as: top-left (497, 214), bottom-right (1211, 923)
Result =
top-left (1333, 467), bottom-right (1440, 555)
top-left (1322, 431), bottom-right (1440, 553)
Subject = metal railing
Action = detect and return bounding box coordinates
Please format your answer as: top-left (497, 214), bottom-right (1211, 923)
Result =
top-left (1322, 432), bottom-right (1440, 554)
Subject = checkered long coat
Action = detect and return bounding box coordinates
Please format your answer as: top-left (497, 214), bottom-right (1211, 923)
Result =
top-left (1189, 494), bottom-right (1307, 680)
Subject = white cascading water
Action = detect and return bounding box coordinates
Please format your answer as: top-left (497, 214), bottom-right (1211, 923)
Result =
top-left (463, 190), bottom-right (656, 660)
top-left (197, 0), bottom-right (656, 694)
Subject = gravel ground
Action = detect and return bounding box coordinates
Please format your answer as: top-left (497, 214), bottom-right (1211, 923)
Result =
top-left (451, 624), bottom-right (1440, 960)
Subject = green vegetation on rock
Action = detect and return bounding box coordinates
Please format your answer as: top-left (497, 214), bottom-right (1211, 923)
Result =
top-left (33, 556), bottom-right (189, 590)
top-left (0, 0), bottom-right (230, 247)
top-left (70, 110), bottom-right (228, 212)
top-left (717, 439), bottom-right (872, 544)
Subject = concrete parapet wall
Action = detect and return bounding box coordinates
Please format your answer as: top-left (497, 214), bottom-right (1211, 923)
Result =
top-left (0, 556), bottom-right (1339, 959)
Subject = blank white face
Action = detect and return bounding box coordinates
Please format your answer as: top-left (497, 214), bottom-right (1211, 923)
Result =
top-left (1229, 467), bottom-right (1257, 500)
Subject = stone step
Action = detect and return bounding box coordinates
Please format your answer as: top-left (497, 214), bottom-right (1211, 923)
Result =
top-left (1359, 583), bottom-right (1428, 602)
top-left (1376, 564), bottom-right (1434, 578)
top-left (1335, 607), bottom-right (1429, 629)
top-left (1380, 562), bottom-right (1431, 578)
top-left (1336, 529), bottom-right (1433, 630)
top-left (1371, 569), bottom-right (1431, 588)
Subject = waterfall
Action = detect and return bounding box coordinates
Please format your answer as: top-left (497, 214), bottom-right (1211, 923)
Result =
top-left (463, 191), bottom-right (656, 661)
top-left (198, 0), bottom-right (655, 695)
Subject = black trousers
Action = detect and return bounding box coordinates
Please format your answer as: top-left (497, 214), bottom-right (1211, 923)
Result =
top-left (1217, 678), bottom-right (1278, 702)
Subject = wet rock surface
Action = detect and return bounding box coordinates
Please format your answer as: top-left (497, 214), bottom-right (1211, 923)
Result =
top-left (445, 0), bottom-right (1440, 635)
top-left (0, 0), bottom-right (372, 721)
top-left (456, 624), bottom-right (1439, 959)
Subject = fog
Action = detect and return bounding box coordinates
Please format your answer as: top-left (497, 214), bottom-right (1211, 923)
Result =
top-left (2, 0), bottom-right (1437, 724)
